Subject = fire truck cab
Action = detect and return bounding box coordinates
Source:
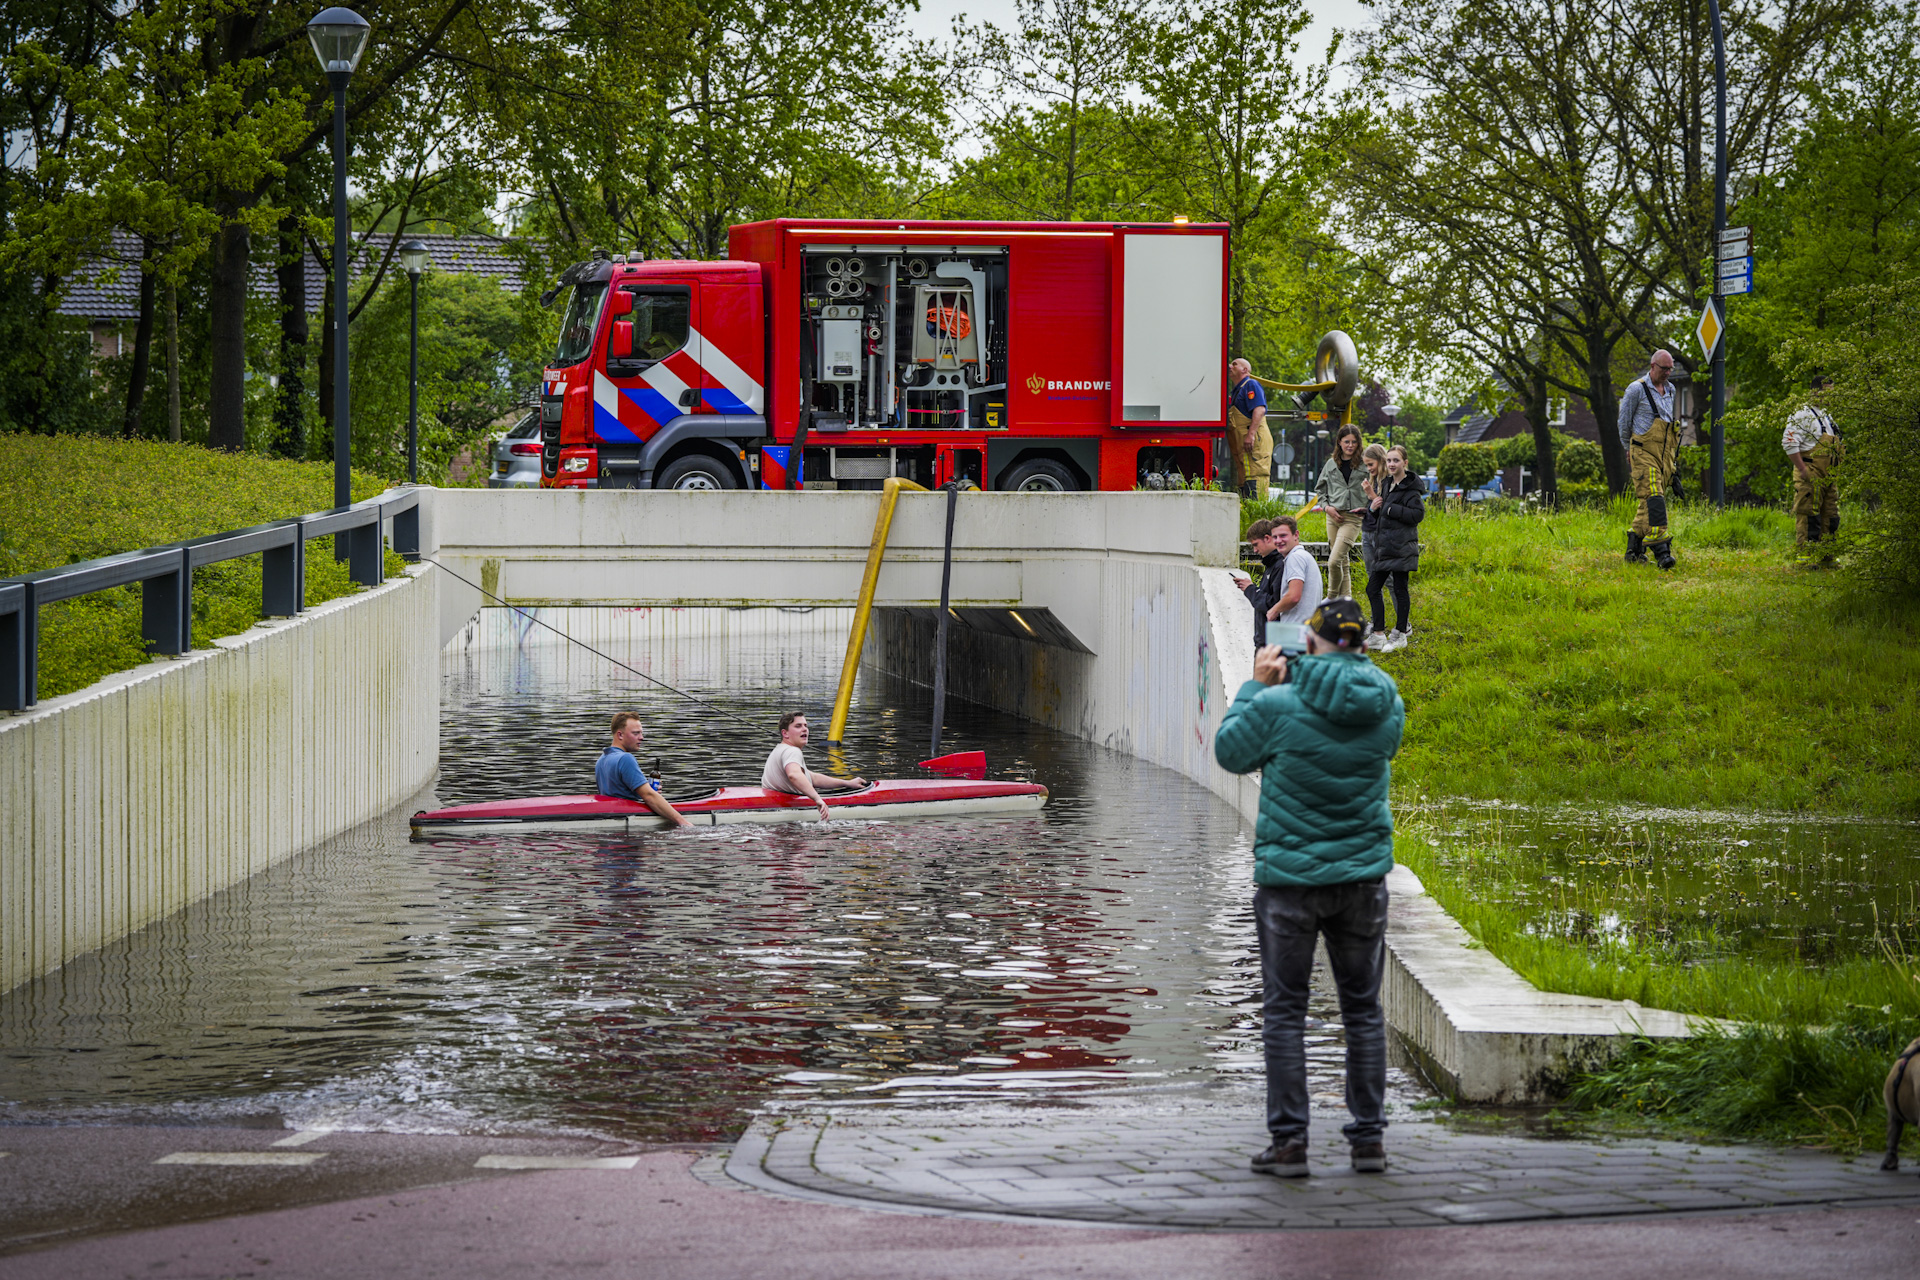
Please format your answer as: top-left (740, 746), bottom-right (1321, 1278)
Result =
top-left (538, 219), bottom-right (1232, 493)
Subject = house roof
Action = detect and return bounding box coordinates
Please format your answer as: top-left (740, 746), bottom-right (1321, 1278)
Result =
top-left (1451, 413), bottom-right (1496, 444)
top-left (58, 230), bottom-right (528, 323)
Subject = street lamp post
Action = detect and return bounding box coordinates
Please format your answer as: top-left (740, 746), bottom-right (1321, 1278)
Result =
top-left (399, 239), bottom-right (428, 483)
top-left (307, 7), bottom-right (371, 515)
top-left (1708, 0), bottom-right (1728, 506)
top-left (1381, 402), bottom-right (1400, 448)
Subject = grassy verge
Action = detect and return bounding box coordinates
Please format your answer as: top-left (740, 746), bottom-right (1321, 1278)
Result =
top-left (1270, 495), bottom-right (1920, 817)
top-left (1563, 1013), bottom-right (1920, 1153)
top-left (1, 435), bottom-right (406, 701)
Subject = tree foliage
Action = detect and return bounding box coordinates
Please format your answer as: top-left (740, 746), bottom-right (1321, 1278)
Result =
top-left (1347, 0), bottom-right (1863, 501)
top-left (1437, 442), bottom-right (1498, 490)
top-left (1726, 270), bottom-right (1920, 588)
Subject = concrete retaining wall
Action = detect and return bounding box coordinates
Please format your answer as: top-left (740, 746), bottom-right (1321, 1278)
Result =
top-left (869, 560), bottom-right (1261, 821)
top-left (0, 566), bottom-right (441, 995)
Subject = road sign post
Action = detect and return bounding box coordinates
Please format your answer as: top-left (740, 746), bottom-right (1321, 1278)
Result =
top-left (1697, 300), bottom-right (1725, 362)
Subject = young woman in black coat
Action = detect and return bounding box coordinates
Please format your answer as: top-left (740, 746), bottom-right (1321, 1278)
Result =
top-left (1363, 445), bottom-right (1425, 652)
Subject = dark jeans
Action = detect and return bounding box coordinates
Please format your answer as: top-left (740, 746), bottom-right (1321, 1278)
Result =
top-left (1365, 569), bottom-right (1410, 633)
top-left (1253, 879), bottom-right (1390, 1146)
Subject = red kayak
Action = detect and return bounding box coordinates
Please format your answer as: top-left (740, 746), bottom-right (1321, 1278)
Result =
top-left (410, 775), bottom-right (1049, 836)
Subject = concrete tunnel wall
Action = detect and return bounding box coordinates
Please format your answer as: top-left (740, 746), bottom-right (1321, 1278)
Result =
top-left (0, 566), bottom-right (441, 995)
top-left (868, 559), bottom-right (1264, 827)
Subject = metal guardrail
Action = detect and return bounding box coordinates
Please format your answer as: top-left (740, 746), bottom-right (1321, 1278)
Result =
top-left (0, 487), bottom-right (422, 712)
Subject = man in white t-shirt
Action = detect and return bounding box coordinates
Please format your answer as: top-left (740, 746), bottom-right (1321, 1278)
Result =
top-left (1266, 516), bottom-right (1324, 635)
top-left (762, 712), bottom-right (869, 819)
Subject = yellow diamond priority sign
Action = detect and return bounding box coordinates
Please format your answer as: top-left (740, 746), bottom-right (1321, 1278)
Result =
top-left (1696, 300), bottom-right (1724, 361)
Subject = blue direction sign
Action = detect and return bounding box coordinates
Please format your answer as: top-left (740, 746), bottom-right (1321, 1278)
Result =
top-left (1717, 255), bottom-right (1753, 295)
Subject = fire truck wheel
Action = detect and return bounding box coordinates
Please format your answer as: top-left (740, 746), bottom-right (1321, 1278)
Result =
top-left (657, 454), bottom-right (740, 490)
top-left (1001, 458), bottom-right (1080, 493)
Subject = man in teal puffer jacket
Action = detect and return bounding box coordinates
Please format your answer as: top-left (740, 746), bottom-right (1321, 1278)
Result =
top-left (1213, 598), bottom-right (1404, 1179)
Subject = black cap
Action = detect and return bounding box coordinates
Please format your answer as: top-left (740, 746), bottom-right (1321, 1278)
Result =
top-left (1308, 598), bottom-right (1368, 649)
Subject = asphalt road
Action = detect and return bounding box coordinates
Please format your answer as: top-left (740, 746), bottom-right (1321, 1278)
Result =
top-left (1, 1128), bottom-right (1917, 1278)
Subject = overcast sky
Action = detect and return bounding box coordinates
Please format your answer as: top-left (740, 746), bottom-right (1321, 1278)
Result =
top-left (901, 0), bottom-right (1377, 84)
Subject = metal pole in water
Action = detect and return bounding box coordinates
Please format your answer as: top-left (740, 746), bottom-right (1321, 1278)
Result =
top-left (930, 483), bottom-right (957, 757)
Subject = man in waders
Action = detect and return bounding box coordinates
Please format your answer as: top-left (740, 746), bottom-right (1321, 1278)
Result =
top-left (1618, 350), bottom-right (1681, 569)
top-left (1229, 358), bottom-right (1274, 500)
top-left (1783, 373), bottom-right (1842, 558)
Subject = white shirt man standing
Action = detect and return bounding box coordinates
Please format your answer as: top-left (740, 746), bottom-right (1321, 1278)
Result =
top-left (1266, 516), bottom-right (1324, 632)
top-left (762, 712), bottom-right (868, 820)
top-left (1231, 515), bottom-right (1323, 645)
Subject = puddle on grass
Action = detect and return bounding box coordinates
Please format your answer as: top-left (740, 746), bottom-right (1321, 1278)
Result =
top-left (0, 609), bottom-right (1428, 1143)
top-left (1401, 798), bottom-right (1920, 968)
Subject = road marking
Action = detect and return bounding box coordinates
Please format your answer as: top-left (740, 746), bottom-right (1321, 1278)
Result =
top-left (156, 1152), bottom-right (328, 1167)
top-left (271, 1130), bottom-right (330, 1147)
top-left (474, 1155), bottom-right (640, 1170)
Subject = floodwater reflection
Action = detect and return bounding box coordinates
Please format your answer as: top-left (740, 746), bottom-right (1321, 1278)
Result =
top-left (0, 611), bottom-right (1326, 1142)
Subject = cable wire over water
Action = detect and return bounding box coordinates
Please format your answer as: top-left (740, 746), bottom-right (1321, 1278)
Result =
top-left (422, 554), bottom-right (763, 728)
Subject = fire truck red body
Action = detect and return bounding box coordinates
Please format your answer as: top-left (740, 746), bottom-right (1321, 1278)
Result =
top-left (537, 218), bottom-right (1230, 492)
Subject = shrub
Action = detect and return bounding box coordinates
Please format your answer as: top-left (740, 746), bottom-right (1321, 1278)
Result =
top-left (1557, 438), bottom-right (1604, 483)
top-left (1492, 433), bottom-right (1535, 469)
top-left (1436, 442), bottom-right (1498, 490)
top-left (0, 435), bottom-right (403, 699)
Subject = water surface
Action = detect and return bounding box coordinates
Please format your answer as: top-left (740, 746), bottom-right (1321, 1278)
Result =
top-left (1402, 798), bottom-right (1920, 967)
top-left (1, 610), bottom-right (1420, 1141)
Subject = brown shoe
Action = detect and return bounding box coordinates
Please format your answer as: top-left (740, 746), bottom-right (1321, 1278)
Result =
top-left (1251, 1139), bottom-right (1309, 1177)
top-left (1351, 1141), bottom-right (1387, 1173)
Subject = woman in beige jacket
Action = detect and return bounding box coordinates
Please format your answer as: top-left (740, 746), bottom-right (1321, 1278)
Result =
top-left (1313, 424), bottom-right (1370, 599)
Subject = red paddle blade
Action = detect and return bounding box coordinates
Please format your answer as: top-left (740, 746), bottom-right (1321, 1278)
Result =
top-left (919, 750), bottom-right (986, 779)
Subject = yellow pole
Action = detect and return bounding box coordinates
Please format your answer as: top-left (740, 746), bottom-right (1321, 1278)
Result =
top-left (828, 476), bottom-right (926, 742)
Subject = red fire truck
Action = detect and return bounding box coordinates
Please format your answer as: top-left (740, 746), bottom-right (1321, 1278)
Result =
top-left (535, 218), bottom-right (1233, 492)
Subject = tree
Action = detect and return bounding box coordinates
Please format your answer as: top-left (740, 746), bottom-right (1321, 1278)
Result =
top-left (1347, 0), bottom-right (1668, 500)
top-left (1728, 270), bottom-right (1920, 588)
top-left (1348, 0), bottom-right (1864, 500)
top-left (346, 270), bottom-right (546, 481)
top-left (942, 0), bottom-right (1135, 221)
top-left (510, 0), bottom-right (943, 268)
top-left (1728, 8), bottom-right (1920, 408)
top-left (1118, 0), bottom-right (1331, 365)
top-left (1587, 0), bottom-right (1869, 335)
top-left (1437, 442), bottom-right (1498, 489)
top-left (0, 0), bottom-right (121, 435)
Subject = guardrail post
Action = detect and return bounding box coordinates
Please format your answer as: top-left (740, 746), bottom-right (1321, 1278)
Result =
top-left (348, 517), bottom-right (383, 587)
top-left (262, 520), bottom-right (304, 616)
top-left (142, 546), bottom-right (192, 656)
top-left (392, 500), bottom-right (420, 561)
top-left (0, 582), bottom-right (29, 711)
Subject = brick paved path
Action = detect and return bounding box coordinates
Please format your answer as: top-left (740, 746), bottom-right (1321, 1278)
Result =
top-left (717, 921), bottom-right (1920, 1230)
top-left (723, 1088), bottom-right (1920, 1229)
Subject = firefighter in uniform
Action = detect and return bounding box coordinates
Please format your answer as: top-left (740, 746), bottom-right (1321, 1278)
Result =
top-left (1618, 350), bottom-right (1681, 569)
top-left (1229, 358), bottom-right (1274, 499)
top-left (1783, 373), bottom-right (1842, 554)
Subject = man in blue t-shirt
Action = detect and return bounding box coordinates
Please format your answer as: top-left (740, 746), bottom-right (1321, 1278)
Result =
top-left (1228, 358), bottom-right (1274, 499)
top-left (596, 712), bottom-right (692, 828)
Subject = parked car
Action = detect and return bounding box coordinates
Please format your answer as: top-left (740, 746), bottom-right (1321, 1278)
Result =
top-left (488, 412), bottom-right (542, 487)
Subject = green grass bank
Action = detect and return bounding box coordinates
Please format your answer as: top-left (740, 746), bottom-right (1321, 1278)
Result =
top-left (1247, 496), bottom-right (1920, 818)
top-left (1, 435), bottom-right (403, 701)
